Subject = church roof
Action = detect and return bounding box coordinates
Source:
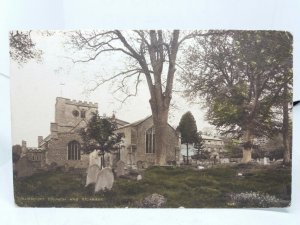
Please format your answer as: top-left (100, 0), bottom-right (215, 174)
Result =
top-left (116, 115), bottom-right (152, 129)
top-left (115, 115), bottom-right (179, 137)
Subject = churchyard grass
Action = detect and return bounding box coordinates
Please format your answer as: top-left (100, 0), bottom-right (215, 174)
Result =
top-left (14, 164), bottom-right (291, 208)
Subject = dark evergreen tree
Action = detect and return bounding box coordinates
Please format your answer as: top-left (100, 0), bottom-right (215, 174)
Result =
top-left (177, 111), bottom-right (199, 164)
top-left (12, 144), bottom-right (22, 164)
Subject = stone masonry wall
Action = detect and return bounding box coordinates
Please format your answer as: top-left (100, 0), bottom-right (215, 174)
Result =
top-left (46, 132), bottom-right (89, 168)
top-left (55, 97), bottom-right (98, 133)
top-left (135, 117), bottom-right (180, 165)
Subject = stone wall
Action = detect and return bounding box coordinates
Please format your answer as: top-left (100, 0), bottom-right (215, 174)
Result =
top-left (135, 117), bottom-right (180, 165)
top-left (46, 132), bottom-right (89, 168)
top-left (55, 97), bottom-right (98, 133)
top-left (114, 117), bottom-right (180, 167)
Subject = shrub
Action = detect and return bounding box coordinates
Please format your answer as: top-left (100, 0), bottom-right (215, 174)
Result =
top-left (228, 191), bottom-right (289, 208)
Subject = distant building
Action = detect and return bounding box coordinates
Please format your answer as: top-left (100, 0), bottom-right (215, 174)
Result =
top-left (180, 135), bottom-right (225, 164)
top-left (202, 135), bottom-right (224, 153)
top-left (114, 115), bottom-right (181, 168)
top-left (14, 140), bottom-right (46, 177)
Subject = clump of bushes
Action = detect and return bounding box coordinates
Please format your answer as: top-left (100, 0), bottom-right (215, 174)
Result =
top-left (228, 191), bottom-right (289, 208)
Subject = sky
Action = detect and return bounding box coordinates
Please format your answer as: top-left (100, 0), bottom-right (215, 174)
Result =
top-left (10, 31), bottom-right (213, 147)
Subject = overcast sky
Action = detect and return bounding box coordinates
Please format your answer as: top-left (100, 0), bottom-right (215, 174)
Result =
top-left (11, 31), bottom-right (213, 146)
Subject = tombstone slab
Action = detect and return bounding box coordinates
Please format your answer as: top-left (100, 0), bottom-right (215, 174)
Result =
top-left (137, 174), bottom-right (142, 181)
top-left (95, 168), bottom-right (114, 193)
top-left (86, 164), bottom-right (101, 187)
top-left (14, 157), bottom-right (36, 178)
top-left (115, 160), bottom-right (126, 177)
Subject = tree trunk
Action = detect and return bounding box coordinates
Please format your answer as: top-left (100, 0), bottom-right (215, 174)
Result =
top-left (186, 143), bottom-right (189, 165)
top-left (282, 84), bottom-right (291, 164)
top-left (241, 129), bottom-right (252, 163)
top-left (150, 100), bottom-right (170, 165)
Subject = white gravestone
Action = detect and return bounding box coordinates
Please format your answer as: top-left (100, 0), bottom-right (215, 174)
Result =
top-left (85, 164), bottom-right (101, 187)
top-left (137, 174), bottom-right (142, 181)
top-left (95, 168), bottom-right (114, 192)
top-left (263, 157), bottom-right (270, 165)
top-left (89, 149), bottom-right (101, 167)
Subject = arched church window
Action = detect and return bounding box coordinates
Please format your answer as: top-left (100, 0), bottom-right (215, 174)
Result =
top-left (145, 127), bottom-right (155, 153)
top-left (68, 141), bottom-right (81, 160)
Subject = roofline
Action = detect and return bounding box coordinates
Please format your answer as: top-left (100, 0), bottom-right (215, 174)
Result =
top-left (115, 115), bottom-right (180, 137)
top-left (115, 115), bottom-right (152, 129)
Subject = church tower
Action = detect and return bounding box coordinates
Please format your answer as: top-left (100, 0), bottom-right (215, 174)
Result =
top-left (53, 97), bottom-right (98, 133)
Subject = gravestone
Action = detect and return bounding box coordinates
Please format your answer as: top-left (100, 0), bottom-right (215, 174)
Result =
top-left (137, 161), bottom-right (143, 169)
top-left (115, 160), bottom-right (126, 177)
top-left (89, 150), bottom-right (101, 167)
top-left (85, 164), bottom-right (101, 187)
top-left (14, 157), bottom-right (36, 178)
top-left (263, 157), bottom-right (270, 165)
top-left (95, 168), bottom-right (114, 193)
top-left (137, 174), bottom-right (142, 181)
top-left (197, 166), bottom-right (205, 170)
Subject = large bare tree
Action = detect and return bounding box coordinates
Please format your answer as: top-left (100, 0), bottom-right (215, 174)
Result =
top-left (69, 30), bottom-right (195, 165)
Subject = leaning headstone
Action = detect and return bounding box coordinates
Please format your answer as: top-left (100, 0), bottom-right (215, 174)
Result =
top-left (115, 160), bottom-right (126, 177)
top-left (86, 164), bottom-right (101, 187)
top-left (95, 168), bottom-right (114, 193)
top-left (137, 174), bottom-right (142, 181)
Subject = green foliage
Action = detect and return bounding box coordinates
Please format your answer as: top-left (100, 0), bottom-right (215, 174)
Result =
top-left (177, 111), bottom-right (199, 144)
top-left (192, 134), bottom-right (207, 160)
top-left (183, 31), bottom-right (292, 138)
top-left (228, 192), bottom-right (288, 208)
top-left (80, 111), bottom-right (122, 154)
top-left (224, 141), bottom-right (243, 158)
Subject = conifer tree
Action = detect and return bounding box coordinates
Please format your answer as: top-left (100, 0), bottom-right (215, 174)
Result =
top-left (177, 111), bottom-right (199, 164)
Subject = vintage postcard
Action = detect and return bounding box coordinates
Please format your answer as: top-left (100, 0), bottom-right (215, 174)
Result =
top-left (10, 30), bottom-right (292, 208)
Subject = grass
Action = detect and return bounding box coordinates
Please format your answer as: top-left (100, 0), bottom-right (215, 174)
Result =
top-left (14, 164), bottom-right (291, 208)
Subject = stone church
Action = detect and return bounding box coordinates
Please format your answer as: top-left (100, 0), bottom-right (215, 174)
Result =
top-left (19, 97), bottom-right (180, 170)
top-left (114, 116), bottom-right (181, 168)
